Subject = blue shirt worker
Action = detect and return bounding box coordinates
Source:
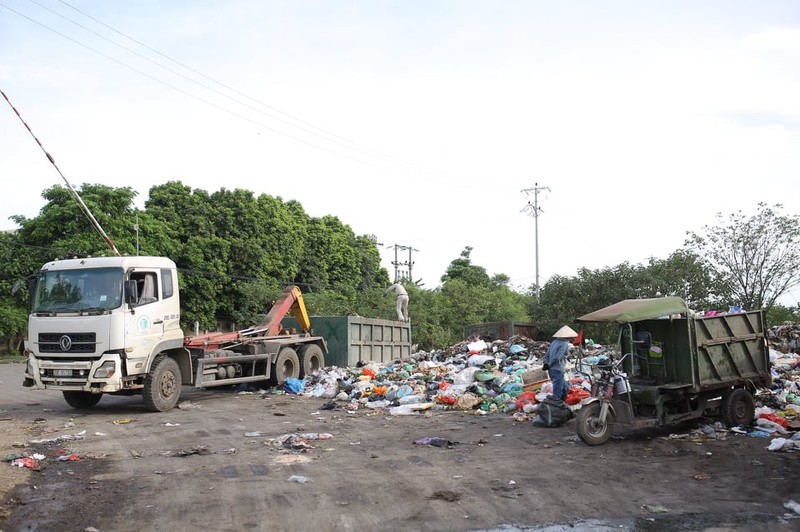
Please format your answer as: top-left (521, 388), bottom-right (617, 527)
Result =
top-left (384, 282), bottom-right (409, 322)
top-left (542, 325), bottom-right (578, 402)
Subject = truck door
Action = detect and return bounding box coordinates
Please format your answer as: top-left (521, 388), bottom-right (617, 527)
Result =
top-left (124, 270), bottom-right (166, 359)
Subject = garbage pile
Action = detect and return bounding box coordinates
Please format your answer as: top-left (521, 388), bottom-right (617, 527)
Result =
top-left (292, 335), bottom-right (592, 418)
top-left (272, 322), bottom-right (800, 451)
top-left (759, 322), bottom-right (800, 450)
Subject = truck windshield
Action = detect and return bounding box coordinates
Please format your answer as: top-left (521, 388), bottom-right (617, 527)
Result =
top-left (33, 267), bottom-right (123, 312)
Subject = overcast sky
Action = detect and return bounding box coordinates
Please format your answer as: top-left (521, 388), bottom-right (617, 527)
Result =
top-left (2, 1), bottom-right (799, 306)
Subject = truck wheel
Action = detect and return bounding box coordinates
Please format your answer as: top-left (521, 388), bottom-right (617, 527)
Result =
top-left (143, 356), bottom-right (182, 412)
top-left (272, 347), bottom-right (300, 386)
top-left (63, 391), bottom-right (102, 409)
top-left (722, 388), bottom-right (755, 427)
top-left (576, 402), bottom-right (614, 445)
top-left (299, 344), bottom-right (325, 377)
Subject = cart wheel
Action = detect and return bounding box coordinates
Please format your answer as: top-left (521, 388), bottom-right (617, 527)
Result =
top-left (576, 402), bottom-right (614, 445)
top-left (722, 388), bottom-right (755, 427)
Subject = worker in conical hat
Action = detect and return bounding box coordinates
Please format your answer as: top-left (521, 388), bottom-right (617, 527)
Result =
top-left (541, 325), bottom-right (578, 401)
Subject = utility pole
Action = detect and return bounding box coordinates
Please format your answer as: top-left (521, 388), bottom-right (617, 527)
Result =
top-left (387, 244), bottom-right (419, 282)
top-left (521, 183), bottom-right (550, 298)
top-left (134, 212), bottom-right (140, 256)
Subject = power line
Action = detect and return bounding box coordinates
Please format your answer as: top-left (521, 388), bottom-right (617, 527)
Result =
top-left (32, 0), bottom-right (419, 172)
top-left (5, 0), bottom-right (467, 186)
top-left (53, 0), bottom-right (453, 180)
top-left (0, 1), bottom-right (376, 166)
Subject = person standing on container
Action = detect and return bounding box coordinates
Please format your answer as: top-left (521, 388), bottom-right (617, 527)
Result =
top-left (384, 281), bottom-right (409, 322)
top-left (541, 325), bottom-right (578, 402)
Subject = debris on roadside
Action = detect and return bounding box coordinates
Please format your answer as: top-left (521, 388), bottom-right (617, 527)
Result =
top-left (218, 322), bottom-right (800, 452)
top-left (413, 436), bottom-right (457, 448)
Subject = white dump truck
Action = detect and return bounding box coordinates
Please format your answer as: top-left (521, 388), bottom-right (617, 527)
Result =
top-left (22, 255), bottom-right (326, 411)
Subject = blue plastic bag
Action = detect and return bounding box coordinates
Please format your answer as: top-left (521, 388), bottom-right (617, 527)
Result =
top-left (283, 378), bottom-right (305, 394)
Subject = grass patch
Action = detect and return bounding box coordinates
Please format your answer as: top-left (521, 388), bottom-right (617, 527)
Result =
top-left (0, 354), bottom-right (26, 364)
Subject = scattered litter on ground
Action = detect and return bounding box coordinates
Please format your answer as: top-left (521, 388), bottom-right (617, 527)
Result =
top-left (413, 436), bottom-right (456, 448)
top-left (430, 490), bottom-right (461, 502)
top-left (28, 430), bottom-right (86, 445)
top-left (210, 322), bottom-right (800, 456)
top-left (785, 500), bottom-right (800, 515)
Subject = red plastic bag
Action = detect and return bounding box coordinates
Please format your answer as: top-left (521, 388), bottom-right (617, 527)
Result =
top-left (565, 388), bottom-right (590, 406)
top-left (516, 391), bottom-right (538, 410)
top-left (436, 394), bottom-right (456, 405)
top-left (759, 413), bottom-right (788, 428)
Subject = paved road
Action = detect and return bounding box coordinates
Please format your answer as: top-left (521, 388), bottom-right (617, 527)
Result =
top-left (1, 362), bottom-right (799, 532)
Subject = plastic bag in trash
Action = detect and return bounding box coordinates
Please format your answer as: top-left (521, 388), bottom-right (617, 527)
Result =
top-left (414, 436), bottom-right (455, 447)
top-left (283, 378), bottom-right (305, 394)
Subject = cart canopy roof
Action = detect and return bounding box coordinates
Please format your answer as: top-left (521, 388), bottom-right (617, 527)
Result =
top-left (576, 296), bottom-right (688, 324)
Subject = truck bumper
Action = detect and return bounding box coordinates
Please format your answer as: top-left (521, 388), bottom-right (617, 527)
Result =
top-left (25, 352), bottom-right (127, 393)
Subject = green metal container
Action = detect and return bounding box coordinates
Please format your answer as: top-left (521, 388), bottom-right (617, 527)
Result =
top-left (281, 316), bottom-right (412, 368)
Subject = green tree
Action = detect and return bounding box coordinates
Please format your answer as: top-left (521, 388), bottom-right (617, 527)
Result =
top-left (0, 232), bottom-right (42, 353)
top-left (685, 203), bottom-right (800, 310)
top-left (766, 304), bottom-right (800, 326)
top-left (354, 235), bottom-right (389, 291)
top-left (402, 287), bottom-right (457, 349)
top-left (11, 184), bottom-right (141, 257)
top-left (640, 251), bottom-right (719, 309)
top-left (441, 246), bottom-right (491, 287)
top-left (296, 216), bottom-right (362, 294)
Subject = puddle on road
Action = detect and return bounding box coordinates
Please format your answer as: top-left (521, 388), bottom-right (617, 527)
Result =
top-left (476, 512), bottom-right (799, 532)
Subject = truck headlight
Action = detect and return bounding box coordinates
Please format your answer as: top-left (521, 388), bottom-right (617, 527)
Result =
top-left (93, 361), bottom-right (116, 379)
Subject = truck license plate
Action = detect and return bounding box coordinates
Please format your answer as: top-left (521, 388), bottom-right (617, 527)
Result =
top-left (53, 369), bottom-right (72, 377)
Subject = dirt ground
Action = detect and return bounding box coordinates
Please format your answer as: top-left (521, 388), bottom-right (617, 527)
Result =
top-left (1, 361), bottom-right (799, 532)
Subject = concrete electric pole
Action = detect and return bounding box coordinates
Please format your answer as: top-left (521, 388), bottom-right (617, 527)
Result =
top-left (521, 183), bottom-right (550, 298)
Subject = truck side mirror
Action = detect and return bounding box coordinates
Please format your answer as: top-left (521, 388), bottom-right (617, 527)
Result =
top-left (12, 275), bottom-right (38, 308)
top-left (125, 279), bottom-right (139, 306)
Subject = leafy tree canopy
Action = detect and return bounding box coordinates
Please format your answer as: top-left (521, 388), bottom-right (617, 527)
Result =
top-left (685, 203), bottom-right (800, 310)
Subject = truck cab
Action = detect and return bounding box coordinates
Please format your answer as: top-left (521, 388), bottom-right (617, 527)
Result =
top-left (23, 256), bottom-right (185, 407)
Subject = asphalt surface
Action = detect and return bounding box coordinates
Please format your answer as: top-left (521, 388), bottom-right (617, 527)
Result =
top-left (1, 361), bottom-right (799, 532)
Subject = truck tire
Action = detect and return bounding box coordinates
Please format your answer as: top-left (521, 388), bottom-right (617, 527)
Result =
top-left (63, 391), bottom-right (102, 409)
top-left (722, 388), bottom-right (755, 427)
top-left (576, 402), bottom-right (614, 446)
top-left (299, 344), bottom-right (325, 377)
top-left (272, 347), bottom-right (300, 386)
top-left (143, 355), bottom-right (182, 412)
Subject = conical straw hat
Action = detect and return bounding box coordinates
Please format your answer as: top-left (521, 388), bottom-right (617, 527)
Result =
top-left (552, 325), bottom-right (578, 338)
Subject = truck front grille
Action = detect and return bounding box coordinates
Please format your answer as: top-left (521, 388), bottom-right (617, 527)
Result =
top-left (38, 332), bottom-right (97, 354)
